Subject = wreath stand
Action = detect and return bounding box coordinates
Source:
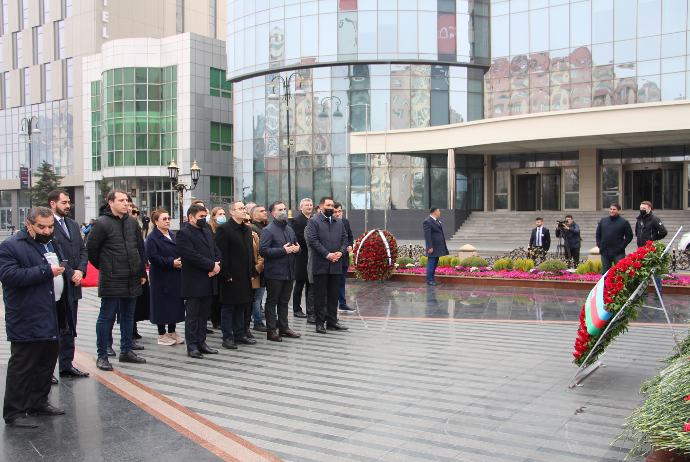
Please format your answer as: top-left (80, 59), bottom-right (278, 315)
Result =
top-left (567, 227), bottom-right (685, 389)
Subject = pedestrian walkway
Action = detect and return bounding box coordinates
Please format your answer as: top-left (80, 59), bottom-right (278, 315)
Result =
top-left (3, 282), bottom-right (684, 461)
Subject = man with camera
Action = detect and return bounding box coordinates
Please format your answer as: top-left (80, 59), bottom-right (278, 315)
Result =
top-left (556, 215), bottom-right (582, 264)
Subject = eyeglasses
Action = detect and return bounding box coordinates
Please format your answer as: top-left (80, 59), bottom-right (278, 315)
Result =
top-left (131, 211), bottom-right (139, 215)
top-left (160, 217), bottom-right (171, 221)
top-left (234, 206), bottom-right (246, 211)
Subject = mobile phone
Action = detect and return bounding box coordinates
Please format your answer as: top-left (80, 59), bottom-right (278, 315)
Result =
top-left (59, 260), bottom-right (69, 267)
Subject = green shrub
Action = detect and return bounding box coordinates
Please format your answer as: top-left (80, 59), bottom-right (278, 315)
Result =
top-left (349, 254), bottom-right (354, 266)
top-left (420, 256), bottom-right (428, 267)
top-left (460, 256), bottom-right (489, 268)
top-left (538, 260), bottom-right (569, 272)
top-left (396, 257), bottom-right (414, 266)
top-left (594, 260), bottom-right (603, 273)
top-left (576, 260), bottom-right (604, 274)
top-left (450, 257), bottom-right (461, 267)
top-left (438, 256), bottom-right (453, 267)
top-left (514, 259), bottom-right (535, 272)
top-left (493, 258), bottom-right (514, 271)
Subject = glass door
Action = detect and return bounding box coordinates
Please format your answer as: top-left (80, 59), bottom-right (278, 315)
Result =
top-left (541, 173), bottom-right (561, 210)
top-left (516, 175), bottom-right (538, 211)
top-left (663, 169), bottom-right (682, 210)
top-left (0, 209), bottom-right (11, 229)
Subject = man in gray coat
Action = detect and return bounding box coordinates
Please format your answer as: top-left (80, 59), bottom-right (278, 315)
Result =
top-left (306, 197), bottom-right (349, 334)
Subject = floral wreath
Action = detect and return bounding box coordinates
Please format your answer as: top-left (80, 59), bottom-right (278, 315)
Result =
top-left (352, 229), bottom-right (399, 282)
top-left (573, 240), bottom-right (670, 366)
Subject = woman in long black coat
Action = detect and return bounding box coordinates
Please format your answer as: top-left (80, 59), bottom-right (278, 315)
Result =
top-left (145, 208), bottom-right (186, 346)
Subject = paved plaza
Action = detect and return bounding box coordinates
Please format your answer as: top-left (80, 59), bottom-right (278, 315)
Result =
top-left (1, 280), bottom-right (688, 461)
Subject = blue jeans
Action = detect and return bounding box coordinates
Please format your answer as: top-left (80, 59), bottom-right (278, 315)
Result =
top-left (601, 253), bottom-right (625, 274)
top-left (97, 297), bottom-right (136, 358)
top-left (426, 257), bottom-right (439, 283)
top-left (252, 287), bottom-right (265, 325)
top-left (221, 303), bottom-right (248, 341)
top-left (339, 265), bottom-right (348, 306)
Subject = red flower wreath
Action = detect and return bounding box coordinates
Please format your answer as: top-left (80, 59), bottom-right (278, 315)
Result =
top-left (352, 230), bottom-right (399, 282)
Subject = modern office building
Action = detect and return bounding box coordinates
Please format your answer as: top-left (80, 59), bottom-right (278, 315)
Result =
top-left (0, 0), bottom-right (228, 227)
top-left (226, 0), bottom-right (690, 239)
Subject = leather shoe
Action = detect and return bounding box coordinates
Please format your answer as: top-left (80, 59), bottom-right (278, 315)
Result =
top-left (427, 281), bottom-right (438, 286)
top-left (339, 304), bottom-right (355, 312)
top-left (188, 350), bottom-right (203, 359)
top-left (131, 342), bottom-right (145, 351)
top-left (30, 403), bottom-right (65, 416)
top-left (199, 344), bottom-right (218, 354)
top-left (279, 329), bottom-right (301, 338)
top-left (206, 328), bottom-right (214, 334)
top-left (106, 346), bottom-right (116, 357)
top-left (245, 330), bottom-right (254, 339)
top-left (97, 357), bottom-right (113, 371)
top-left (315, 325), bottom-right (327, 334)
top-left (119, 351), bottom-right (146, 363)
top-left (293, 310), bottom-right (307, 318)
top-left (327, 322), bottom-right (349, 331)
top-left (6, 415), bottom-right (37, 428)
top-left (235, 337), bottom-right (257, 345)
top-left (51, 375), bottom-right (59, 385)
top-left (253, 322), bottom-right (268, 332)
top-left (59, 366), bottom-right (89, 378)
top-left (307, 315), bottom-right (316, 324)
top-left (222, 340), bottom-right (237, 349)
top-left (267, 332), bottom-right (283, 342)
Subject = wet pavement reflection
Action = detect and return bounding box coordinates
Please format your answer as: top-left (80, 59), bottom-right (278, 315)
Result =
top-left (338, 279), bottom-right (690, 324)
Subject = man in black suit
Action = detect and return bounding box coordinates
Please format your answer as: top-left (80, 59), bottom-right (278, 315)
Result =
top-left (306, 197), bottom-right (349, 334)
top-left (176, 204), bottom-right (222, 359)
top-left (423, 207), bottom-right (449, 286)
top-left (529, 217), bottom-right (551, 253)
top-left (48, 190), bottom-right (89, 381)
top-left (333, 202), bottom-right (354, 311)
top-left (290, 198), bottom-right (312, 319)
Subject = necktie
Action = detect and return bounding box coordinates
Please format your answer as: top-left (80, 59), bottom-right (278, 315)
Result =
top-left (537, 228), bottom-right (541, 246)
top-left (60, 218), bottom-right (70, 240)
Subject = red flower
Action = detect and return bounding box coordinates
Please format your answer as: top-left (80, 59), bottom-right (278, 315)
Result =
top-left (684, 423), bottom-right (690, 432)
top-left (628, 271), bottom-right (635, 277)
top-left (650, 246), bottom-right (656, 252)
top-left (646, 241), bottom-right (653, 246)
top-left (632, 262), bottom-right (641, 269)
top-left (685, 395), bottom-right (690, 401)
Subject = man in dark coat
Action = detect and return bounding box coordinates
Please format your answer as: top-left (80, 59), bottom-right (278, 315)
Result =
top-left (48, 190), bottom-right (89, 380)
top-left (529, 217), bottom-right (551, 253)
top-left (596, 203), bottom-right (633, 273)
top-left (0, 207), bottom-right (74, 428)
top-left (259, 201), bottom-right (302, 342)
top-left (290, 198), bottom-right (312, 319)
top-left (555, 214), bottom-right (581, 264)
top-left (423, 207), bottom-right (449, 286)
top-left (636, 201), bottom-right (668, 296)
top-left (214, 201), bottom-right (258, 350)
top-left (334, 202), bottom-right (354, 311)
top-left (306, 197), bottom-right (349, 334)
top-left (176, 204), bottom-right (222, 359)
top-left (87, 190), bottom-right (147, 371)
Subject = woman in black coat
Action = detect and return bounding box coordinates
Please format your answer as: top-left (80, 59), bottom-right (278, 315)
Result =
top-left (145, 208), bottom-right (186, 346)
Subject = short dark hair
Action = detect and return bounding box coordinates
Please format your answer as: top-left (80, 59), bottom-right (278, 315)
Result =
top-left (47, 189), bottom-right (68, 206)
top-left (536, 217), bottom-right (543, 221)
top-left (565, 214), bottom-right (573, 219)
top-left (251, 204), bottom-right (265, 217)
top-left (430, 206), bottom-right (439, 214)
top-left (611, 203), bottom-right (622, 210)
top-left (334, 202), bottom-right (342, 209)
top-left (641, 200), bottom-right (653, 210)
top-left (107, 190), bottom-right (128, 203)
top-left (187, 204), bottom-right (207, 219)
top-left (191, 199), bottom-right (205, 207)
top-left (27, 206), bottom-right (53, 224)
top-left (319, 196), bottom-right (333, 206)
top-left (268, 201), bottom-right (284, 213)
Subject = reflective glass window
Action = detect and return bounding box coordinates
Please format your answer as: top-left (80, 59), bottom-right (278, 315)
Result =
top-left (592, 0), bottom-right (614, 43)
top-left (614, 0), bottom-right (637, 41)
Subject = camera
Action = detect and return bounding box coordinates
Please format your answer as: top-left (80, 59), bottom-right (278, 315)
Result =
top-left (556, 220), bottom-right (568, 229)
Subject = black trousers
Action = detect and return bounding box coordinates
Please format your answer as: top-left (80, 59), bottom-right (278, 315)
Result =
top-left (265, 279), bottom-right (294, 333)
top-left (568, 248), bottom-right (581, 264)
top-left (185, 296), bottom-right (212, 352)
top-left (3, 340), bottom-right (59, 422)
top-left (210, 294), bottom-right (222, 326)
top-left (292, 279), bottom-right (312, 315)
top-left (313, 274), bottom-right (340, 326)
top-left (58, 300), bottom-right (78, 371)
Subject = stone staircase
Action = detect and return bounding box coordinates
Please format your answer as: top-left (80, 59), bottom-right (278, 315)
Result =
top-left (448, 210), bottom-right (690, 253)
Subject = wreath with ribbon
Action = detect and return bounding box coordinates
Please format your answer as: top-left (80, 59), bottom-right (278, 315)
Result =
top-left (352, 229), bottom-right (399, 282)
top-left (573, 241), bottom-right (670, 366)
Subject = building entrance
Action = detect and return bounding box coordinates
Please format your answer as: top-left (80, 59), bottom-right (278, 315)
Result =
top-left (623, 167), bottom-right (682, 210)
top-left (516, 175), bottom-right (538, 211)
top-left (514, 173), bottom-right (562, 211)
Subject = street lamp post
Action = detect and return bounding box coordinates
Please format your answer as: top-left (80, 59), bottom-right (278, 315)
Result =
top-left (167, 159), bottom-right (202, 228)
top-left (268, 72), bottom-right (305, 220)
top-left (18, 116), bottom-right (41, 208)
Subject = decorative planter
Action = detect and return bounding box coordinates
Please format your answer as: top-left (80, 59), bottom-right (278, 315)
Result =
top-left (645, 448), bottom-right (690, 462)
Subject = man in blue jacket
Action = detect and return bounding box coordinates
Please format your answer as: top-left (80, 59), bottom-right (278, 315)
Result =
top-left (423, 207), bottom-right (449, 286)
top-left (0, 207), bottom-right (74, 428)
top-left (259, 201), bottom-right (301, 342)
top-left (596, 203), bottom-right (633, 273)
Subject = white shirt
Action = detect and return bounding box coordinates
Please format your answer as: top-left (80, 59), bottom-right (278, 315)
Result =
top-left (536, 227), bottom-right (542, 246)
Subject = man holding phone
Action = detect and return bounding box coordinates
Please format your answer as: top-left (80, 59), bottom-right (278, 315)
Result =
top-left (49, 190), bottom-right (89, 380)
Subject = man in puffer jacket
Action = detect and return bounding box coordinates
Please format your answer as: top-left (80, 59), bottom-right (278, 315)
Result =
top-left (87, 190), bottom-right (148, 371)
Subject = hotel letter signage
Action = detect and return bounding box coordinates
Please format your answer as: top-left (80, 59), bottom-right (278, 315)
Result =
top-left (102, 0), bottom-right (109, 38)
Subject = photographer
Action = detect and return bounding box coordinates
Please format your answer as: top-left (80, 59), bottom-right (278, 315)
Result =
top-left (556, 215), bottom-right (582, 264)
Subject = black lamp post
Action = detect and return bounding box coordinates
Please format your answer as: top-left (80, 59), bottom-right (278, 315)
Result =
top-left (317, 96), bottom-right (343, 121)
top-left (268, 72), bottom-right (305, 220)
top-left (19, 116), bottom-right (41, 208)
top-left (168, 158), bottom-right (202, 228)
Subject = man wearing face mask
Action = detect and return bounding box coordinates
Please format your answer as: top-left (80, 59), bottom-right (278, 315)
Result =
top-left (306, 197), bottom-right (349, 334)
top-left (636, 201), bottom-right (668, 298)
top-left (259, 201), bottom-right (301, 342)
top-left (0, 207), bottom-right (74, 428)
top-left (176, 204), bottom-right (222, 359)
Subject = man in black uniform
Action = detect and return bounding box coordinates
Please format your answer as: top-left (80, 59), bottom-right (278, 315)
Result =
top-left (290, 198), bottom-right (313, 319)
top-left (636, 200), bottom-right (668, 297)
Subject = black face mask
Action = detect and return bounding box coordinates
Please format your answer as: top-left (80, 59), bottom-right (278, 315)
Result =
top-left (323, 208), bottom-right (334, 218)
top-left (640, 209), bottom-right (648, 216)
top-left (34, 232), bottom-right (53, 244)
top-left (195, 219), bottom-right (207, 229)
